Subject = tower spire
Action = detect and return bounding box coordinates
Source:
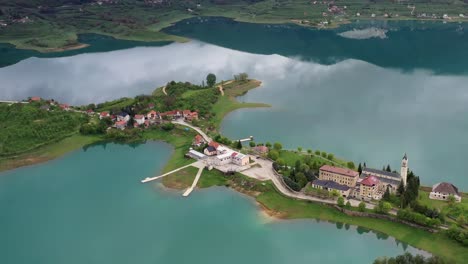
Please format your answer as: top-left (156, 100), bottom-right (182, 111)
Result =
top-left (401, 153), bottom-right (408, 186)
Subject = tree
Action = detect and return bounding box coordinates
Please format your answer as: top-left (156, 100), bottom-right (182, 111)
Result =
top-left (273, 142), bottom-right (282, 151)
top-left (276, 158), bottom-right (285, 167)
top-left (268, 150), bottom-right (279, 160)
top-left (321, 151), bottom-right (327, 158)
top-left (375, 201), bottom-right (392, 214)
top-left (315, 150), bottom-right (320, 155)
top-left (386, 164), bottom-right (391, 172)
top-left (295, 160), bottom-right (302, 172)
top-left (249, 141), bottom-right (256, 147)
top-left (358, 202), bottom-right (366, 212)
top-left (382, 186), bottom-right (391, 201)
top-left (265, 142), bottom-right (272, 148)
top-left (456, 215), bottom-right (466, 227)
top-left (296, 172), bottom-right (308, 188)
top-left (236, 140), bottom-right (242, 149)
top-left (358, 163), bottom-right (362, 174)
top-left (447, 195), bottom-right (456, 207)
top-left (327, 153), bottom-right (334, 160)
top-left (307, 149), bottom-right (312, 154)
top-left (206, 73), bottom-right (216, 87)
top-left (347, 161), bottom-right (355, 169)
top-left (397, 180), bottom-right (405, 197)
top-left (337, 196), bottom-right (345, 207)
top-left (331, 190), bottom-right (340, 198)
top-left (297, 146), bottom-right (302, 153)
top-left (345, 201), bottom-right (351, 209)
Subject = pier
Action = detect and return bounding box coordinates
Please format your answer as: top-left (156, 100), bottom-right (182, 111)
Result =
top-left (141, 162), bottom-right (197, 183)
top-left (182, 167), bottom-right (204, 197)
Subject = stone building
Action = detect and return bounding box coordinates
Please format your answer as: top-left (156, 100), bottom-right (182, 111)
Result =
top-left (318, 165), bottom-right (359, 188)
top-left (429, 182), bottom-right (462, 202)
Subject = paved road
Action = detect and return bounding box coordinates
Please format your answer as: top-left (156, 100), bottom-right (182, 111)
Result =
top-left (172, 120), bottom-right (212, 142)
top-left (243, 158), bottom-right (377, 210)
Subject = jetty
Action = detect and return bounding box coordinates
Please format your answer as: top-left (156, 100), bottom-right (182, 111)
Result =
top-left (141, 162), bottom-right (197, 183)
top-left (182, 167), bottom-right (204, 197)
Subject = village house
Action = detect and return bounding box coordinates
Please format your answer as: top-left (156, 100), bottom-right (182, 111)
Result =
top-left (357, 175), bottom-right (381, 201)
top-left (148, 103), bottom-right (155, 109)
top-left (30, 96), bottom-right (41, 102)
top-left (117, 112), bottom-right (130, 122)
top-left (253, 145), bottom-right (269, 155)
top-left (183, 110), bottom-right (199, 121)
top-left (60, 104), bottom-right (70, 111)
top-left (115, 120), bottom-right (127, 130)
top-left (430, 182), bottom-right (462, 202)
top-left (311, 179), bottom-right (351, 197)
top-left (147, 110), bottom-right (158, 120)
top-left (319, 165), bottom-right (359, 188)
top-left (86, 109), bottom-right (94, 115)
top-left (99, 111), bottom-right (110, 119)
top-left (134, 114), bottom-right (145, 125)
top-left (193, 135), bottom-right (206, 147)
top-left (204, 141), bottom-right (220, 156)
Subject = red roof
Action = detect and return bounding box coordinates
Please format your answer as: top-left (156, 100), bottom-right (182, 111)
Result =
top-left (60, 104), bottom-right (69, 109)
top-left (360, 175), bottom-right (380, 186)
top-left (147, 110), bottom-right (157, 116)
top-left (183, 110), bottom-right (191, 115)
top-left (148, 103), bottom-right (155, 108)
top-left (254, 146), bottom-right (269, 153)
top-left (231, 152), bottom-right (238, 157)
top-left (100, 111), bottom-right (110, 117)
top-left (208, 141), bottom-right (220, 149)
top-left (86, 109), bottom-right (94, 113)
top-left (320, 165), bottom-right (359, 178)
top-left (135, 114), bottom-right (145, 119)
top-left (115, 120), bottom-right (126, 126)
top-left (30, 97), bottom-right (41, 101)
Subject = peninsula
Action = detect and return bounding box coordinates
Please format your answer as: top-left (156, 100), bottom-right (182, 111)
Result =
top-left (0, 72), bottom-right (467, 263)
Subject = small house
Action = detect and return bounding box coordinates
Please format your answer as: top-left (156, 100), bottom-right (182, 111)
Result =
top-left (30, 97), bottom-right (41, 102)
top-left (60, 104), bottom-right (70, 111)
top-left (429, 182), bottom-right (462, 202)
top-left (115, 120), bottom-right (127, 130)
top-left (100, 112), bottom-right (110, 119)
top-left (204, 146), bottom-right (217, 156)
top-left (193, 135), bottom-right (206, 147)
top-left (117, 112), bottom-right (130, 122)
top-left (134, 114), bottom-right (145, 125)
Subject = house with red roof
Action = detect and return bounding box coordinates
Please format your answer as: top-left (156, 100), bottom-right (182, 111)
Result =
top-left (148, 103), bottom-right (155, 109)
top-left (185, 111), bottom-right (199, 122)
top-left (253, 145), bottom-right (269, 154)
top-left (59, 104), bottom-right (70, 111)
top-left (86, 109), bottom-right (94, 115)
top-left (358, 175), bottom-right (381, 200)
top-left (134, 114), bottom-right (145, 125)
top-left (115, 120), bottom-right (127, 130)
top-left (147, 110), bottom-right (158, 120)
top-left (99, 112), bottom-right (110, 119)
top-left (193, 135), bottom-right (206, 147)
top-left (30, 97), bottom-right (41, 102)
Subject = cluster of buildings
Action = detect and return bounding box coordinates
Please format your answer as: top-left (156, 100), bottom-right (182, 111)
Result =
top-left (187, 138), bottom-right (250, 169)
top-left (98, 108), bottom-right (198, 130)
top-left (312, 154), bottom-right (409, 201)
top-left (311, 154), bottom-right (462, 202)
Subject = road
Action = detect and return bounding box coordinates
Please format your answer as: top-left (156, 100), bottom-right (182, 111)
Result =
top-left (172, 120), bottom-right (212, 142)
top-left (243, 158), bottom-right (377, 210)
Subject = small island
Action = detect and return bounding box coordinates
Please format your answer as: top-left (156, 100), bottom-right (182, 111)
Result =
top-left (0, 72), bottom-right (467, 263)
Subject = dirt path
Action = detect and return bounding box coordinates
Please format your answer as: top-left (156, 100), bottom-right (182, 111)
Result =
top-left (217, 80), bottom-right (234, 96)
top-left (162, 86), bottom-right (167, 95)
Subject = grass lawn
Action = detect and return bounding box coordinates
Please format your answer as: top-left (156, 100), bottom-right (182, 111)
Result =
top-left (0, 134), bottom-right (102, 172)
top-left (278, 149), bottom-right (350, 168)
top-left (210, 80), bottom-right (270, 129)
top-left (162, 167), bottom-right (228, 190)
top-left (418, 190), bottom-right (468, 220)
top-left (143, 126), bottom-right (196, 172)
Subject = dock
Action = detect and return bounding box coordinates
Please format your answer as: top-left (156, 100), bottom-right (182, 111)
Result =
top-left (141, 162), bottom-right (197, 183)
top-left (182, 167), bottom-right (204, 197)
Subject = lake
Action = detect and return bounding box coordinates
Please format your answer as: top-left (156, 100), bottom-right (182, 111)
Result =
top-left (0, 142), bottom-right (425, 264)
top-left (1, 18), bottom-right (467, 190)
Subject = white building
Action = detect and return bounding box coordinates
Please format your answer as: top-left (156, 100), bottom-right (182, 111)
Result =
top-left (134, 114), bottom-right (145, 125)
top-left (429, 182), bottom-right (462, 202)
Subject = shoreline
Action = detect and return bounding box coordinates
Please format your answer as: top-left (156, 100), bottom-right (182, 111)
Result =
top-left (2, 16), bottom-right (467, 54)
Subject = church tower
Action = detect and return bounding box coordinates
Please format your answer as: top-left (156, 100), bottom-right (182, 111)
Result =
top-left (401, 153), bottom-right (408, 186)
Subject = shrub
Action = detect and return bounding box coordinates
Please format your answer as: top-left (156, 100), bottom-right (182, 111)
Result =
top-left (358, 202), bottom-right (366, 212)
top-left (337, 197), bottom-right (345, 207)
top-left (283, 176), bottom-right (301, 191)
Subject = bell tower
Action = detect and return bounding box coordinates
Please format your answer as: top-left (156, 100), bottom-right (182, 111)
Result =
top-left (401, 153), bottom-right (408, 186)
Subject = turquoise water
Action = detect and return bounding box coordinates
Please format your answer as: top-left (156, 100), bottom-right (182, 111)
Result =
top-left (0, 142), bottom-right (425, 264)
